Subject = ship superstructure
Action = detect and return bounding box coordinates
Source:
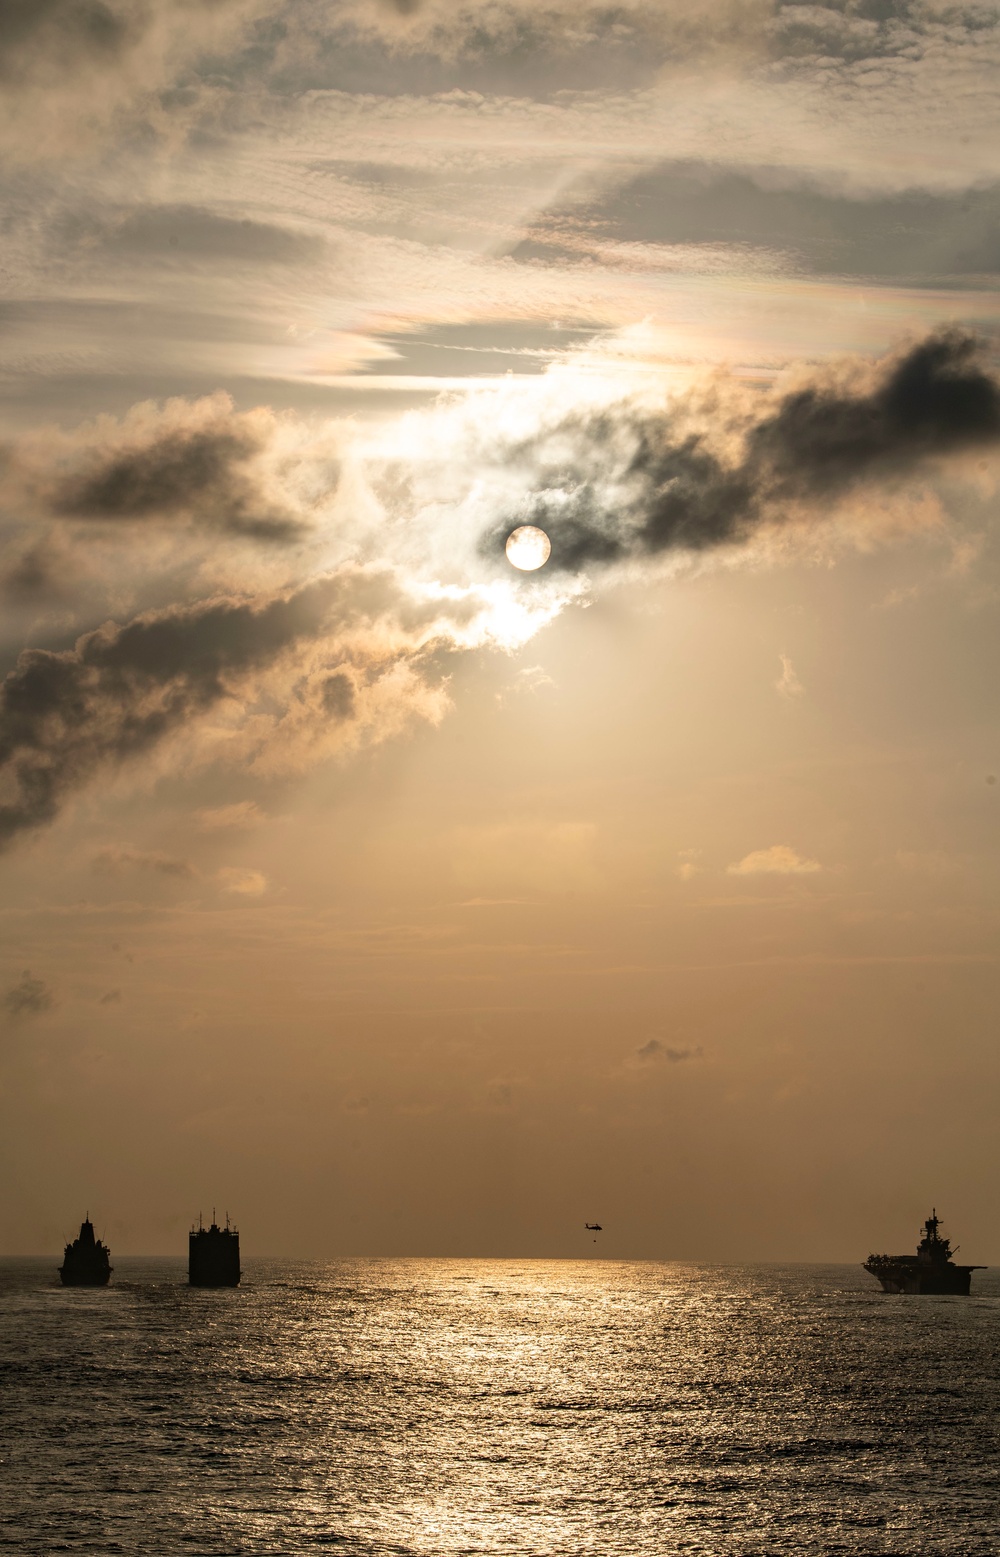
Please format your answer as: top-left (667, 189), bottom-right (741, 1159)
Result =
top-left (59, 1217), bottom-right (112, 1287)
top-left (864, 1210), bottom-right (983, 1295)
top-left (189, 1213), bottom-right (240, 1287)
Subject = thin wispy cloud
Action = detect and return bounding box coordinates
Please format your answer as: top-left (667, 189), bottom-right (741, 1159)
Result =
top-left (93, 847), bottom-right (197, 880)
top-left (727, 846), bottom-right (822, 876)
top-left (216, 866), bottom-right (267, 896)
top-left (195, 801), bottom-right (265, 831)
top-left (776, 655), bottom-right (804, 699)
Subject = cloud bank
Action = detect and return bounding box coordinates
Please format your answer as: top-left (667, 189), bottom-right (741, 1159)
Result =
top-left (0, 0), bottom-right (268, 161)
top-left (0, 567), bottom-right (451, 847)
top-left (1, 328), bottom-right (998, 849)
top-left (5, 393), bottom-right (332, 545)
top-left (482, 332), bottom-right (1000, 571)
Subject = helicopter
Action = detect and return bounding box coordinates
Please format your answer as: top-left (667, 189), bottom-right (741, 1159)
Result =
top-left (585, 1223), bottom-right (603, 1243)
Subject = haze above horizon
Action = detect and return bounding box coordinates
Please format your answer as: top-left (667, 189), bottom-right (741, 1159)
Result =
top-left (2, 0), bottom-right (1000, 1263)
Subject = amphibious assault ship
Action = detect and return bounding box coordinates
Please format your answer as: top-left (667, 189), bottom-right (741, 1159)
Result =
top-left (189, 1213), bottom-right (240, 1287)
top-left (864, 1209), bottom-right (984, 1294)
top-left (59, 1217), bottom-right (112, 1286)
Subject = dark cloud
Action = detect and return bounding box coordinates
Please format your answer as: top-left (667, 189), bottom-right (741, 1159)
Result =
top-left (0, 541), bottom-right (65, 600)
top-left (321, 670), bottom-right (357, 720)
top-left (0, 1), bottom-right (266, 162)
top-left (0, 0), bottom-right (132, 84)
top-left (0, 570), bottom-right (388, 847)
top-left (68, 204), bottom-right (327, 266)
top-left (3, 969), bottom-right (54, 1018)
top-left (517, 163), bottom-right (1000, 277)
top-left (767, 0), bottom-right (964, 68)
top-left (51, 415), bottom-right (307, 541)
top-left (487, 332), bottom-right (1000, 570)
top-left (636, 1039), bottom-right (703, 1063)
top-left (0, 298), bottom-right (288, 349)
top-left (268, 0), bottom-right (759, 102)
top-left (99, 988), bottom-right (122, 1004)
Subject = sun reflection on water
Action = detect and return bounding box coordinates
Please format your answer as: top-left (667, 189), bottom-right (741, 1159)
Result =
top-left (3, 1256), bottom-right (1000, 1554)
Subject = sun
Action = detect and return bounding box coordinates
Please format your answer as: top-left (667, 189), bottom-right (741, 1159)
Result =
top-left (505, 525), bottom-right (551, 571)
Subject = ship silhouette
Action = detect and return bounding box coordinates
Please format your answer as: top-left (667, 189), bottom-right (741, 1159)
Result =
top-left (59, 1216), bottom-right (112, 1286)
top-left (189, 1212), bottom-right (240, 1287)
top-left (864, 1209), bottom-right (984, 1295)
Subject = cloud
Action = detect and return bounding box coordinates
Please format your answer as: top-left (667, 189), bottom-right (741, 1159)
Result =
top-left (775, 654), bottom-right (804, 699)
top-left (321, 671), bottom-right (358, 721)
top-left (480, 332), bottom-right (1000, 570)
top-left (72, 203), bottom-right (326, 266)
top-left (0, 571), bottom-right (369, 846)
top-left (0, 563), bottom-right (460, 847)
top-left (99, 988), bottom-right (122, 1004)
top-left (0, 0), bottom-right (135, 85)
top-left (3, 969), bottom-right (54, 1018)
top-left (329, 0), bottom-right (772, 67)
top-left (92, 846), bottom-right (196, 879)
top-left (0, 539), bottom-right (72, 602)
top-left (3, 327), bottom-right (996, 850)
top-left (23, 393), bottom-right (323, 542)
top-left (635, 1038), bottom-right (703, 1063)
top-left (195, 800), bottom-right (264, 831)
top-left (727, 845), bottom-right (822, 876)
top-left (675, 847), bottom-right (701, 881)
top-left (495, 664), bottom-right (556, 705)
top-left (0, 0), bottom-right (269, 163)
top-left (526, 162), bottom-right (1000, 279)
top-left (216, 866), bottom-right (267, 895)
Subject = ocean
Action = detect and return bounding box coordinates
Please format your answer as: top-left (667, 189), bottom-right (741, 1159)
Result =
top-left (2, 1257), bottom-right (998, 1555)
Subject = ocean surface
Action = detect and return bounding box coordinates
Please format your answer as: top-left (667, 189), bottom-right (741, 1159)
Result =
top-left (2, 1257), bottom-right (999, 1555)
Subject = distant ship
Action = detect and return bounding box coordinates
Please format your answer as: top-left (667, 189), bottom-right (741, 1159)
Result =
top-left (864, 1209), bottom-right (984, 1294)
top-left (59, 1217), bottom-right (112, 1287)
top-left (189, 1214), bottom-right (240, 1287)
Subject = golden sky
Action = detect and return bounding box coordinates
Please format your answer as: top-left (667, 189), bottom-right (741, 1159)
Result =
top-left (2, 0), bottom-right (1000, 1261)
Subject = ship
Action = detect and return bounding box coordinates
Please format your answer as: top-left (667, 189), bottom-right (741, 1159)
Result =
top-left (189, 1212), bottom-right (240, 1287)
top-left (59, 1216), bottom-right (112, 1286)
top-left (864, 1209), bottom-right (984, 1295)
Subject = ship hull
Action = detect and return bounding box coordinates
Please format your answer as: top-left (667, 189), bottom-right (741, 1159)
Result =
top-left (189, 1226), bottom-right (241, 1287)
top-left (865, 1211), bottom-right (984, 1296)
top-left (868, 1265), bottom-right (973, 1296)
top-left (59, 1264), bottom-right (111, 1287)
top-left (188, 1270), bottom-right (240, 1288)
